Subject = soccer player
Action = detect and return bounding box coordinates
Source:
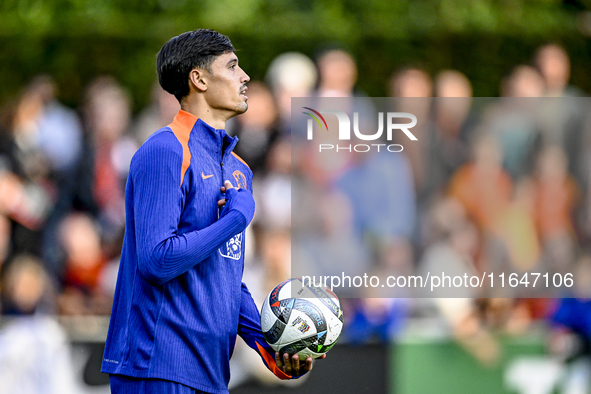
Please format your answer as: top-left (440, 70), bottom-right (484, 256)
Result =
top-left (101, 29), bottom-right (320, 394)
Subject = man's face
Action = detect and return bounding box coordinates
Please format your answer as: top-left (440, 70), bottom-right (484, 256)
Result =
top-left (203, 52), bottom-right (250, 116)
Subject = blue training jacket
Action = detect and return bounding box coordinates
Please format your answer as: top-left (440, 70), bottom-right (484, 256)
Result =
top-left (101, 110), bottom-right (292, 393)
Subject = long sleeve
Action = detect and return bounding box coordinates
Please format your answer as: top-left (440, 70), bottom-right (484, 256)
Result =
top-left (238, 282), bottom-right (308, 380)
top-left (132, 133), bottom-right (253, 286)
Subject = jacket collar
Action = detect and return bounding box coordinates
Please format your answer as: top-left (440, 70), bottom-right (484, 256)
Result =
top-left (170, 109), bottom-right (238, 161)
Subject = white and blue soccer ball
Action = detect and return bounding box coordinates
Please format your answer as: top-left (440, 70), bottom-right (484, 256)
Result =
top-left (260, 278), bottom-right (344, 360)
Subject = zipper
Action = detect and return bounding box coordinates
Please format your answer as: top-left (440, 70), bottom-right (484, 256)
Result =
top-left (218, 150), bottom-right (225, 218)
top-left (218, 130), bottom-right (236, 217)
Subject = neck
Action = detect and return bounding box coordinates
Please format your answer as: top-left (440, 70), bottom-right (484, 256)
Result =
top-left (180, 99), bottom-right (228, 130)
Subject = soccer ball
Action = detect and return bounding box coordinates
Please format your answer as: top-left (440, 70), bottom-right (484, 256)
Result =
top-left (260, 278), bottom-right (344, 360)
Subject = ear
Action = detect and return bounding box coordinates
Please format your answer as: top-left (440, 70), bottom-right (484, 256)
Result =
top-left (189, 68), bottom-right (207, 93)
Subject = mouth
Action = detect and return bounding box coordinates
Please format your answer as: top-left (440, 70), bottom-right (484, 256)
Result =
top-left (240, 86), bottom-right (248, 100)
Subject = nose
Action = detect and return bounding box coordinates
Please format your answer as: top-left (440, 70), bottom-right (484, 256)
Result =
top-left (241, 68), bottom-right (250, 84)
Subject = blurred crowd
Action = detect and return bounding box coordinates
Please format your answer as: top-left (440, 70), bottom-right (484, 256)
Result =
top-left (0, 42), bottom-right (591, 391)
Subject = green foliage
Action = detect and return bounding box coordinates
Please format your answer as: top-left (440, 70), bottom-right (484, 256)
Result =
top-left (0, 0), bottom-right (586, 110)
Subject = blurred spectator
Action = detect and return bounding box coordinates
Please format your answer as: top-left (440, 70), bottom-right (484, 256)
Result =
top-left (335, 144), bottom-right (416, 244)
top-left (313, 48), bottom-right (377, 140)
top-left (535, 44), bottom-right (582, 98)
top-left (57, 212), bottom-right (112, 316)
top-left (481, 65), bottom-right (543, 180)
top-left (390, 68), bottom-right (433, 98)
top-left (254, 139), bottom-right (291, 230)
top-left (372, 237), bottom-right (416, 298)
top-left (388, 68), bottom-right (433, 198)
top-left (488, 177), bottom-right (540, 273)
top-left (533, 146), bottom-right (579, 275)
top-left (131, 82), bottom-right (179, 145)
top-left (482, 178), bottom-right (549, 332)
top-left (0, 75), bottom-right (83, 259)
top-left (477, 298), bottom-right (533, 335)
top-left (0, 254), bottom-right (77, 394)
top-left (343, 297), bottom-right (408, 344)
top-left (292, 188), bottom-right (371, 288)
top-left (259, 230), bottom-right (291, 296)
top-left (421, 197), bottom-right (500, 365)
top-left (534, 45), bottom-right (587, 185)
top-left (1, 254), bottom-right (55, 315)
top-left (42, 76), bottom-right (136, 277)
top-left (10, 75), bottom-right (82, 175)
top-left (265, 52), bottom-right (317, 135)
top-left (363, 237), bottom-right (414, 343)
top-left (295, 121), bottom-right (353, 189)
top-left (231, 81), bottom-right (279, 174)
top-left (501, 65), bottom-right (545, 98)
top-left (448, 133), bottom-right (512, 232)
top-left (534, 145), bottom-right (579, 242)
top-left (436, 70), bottom-right (473, 98)
top-left (373, 238), bottom-right (415, 287)
top-left (315, 49), bottom-right (358, 98)
top-left (82, 76), bottom-right (137, 241)
top-left (425, 70), bottom-right (474, 195)
top-left (421, 193), bottom-right (466, 248)
top-left (421, 198), bottom-right (480, 299)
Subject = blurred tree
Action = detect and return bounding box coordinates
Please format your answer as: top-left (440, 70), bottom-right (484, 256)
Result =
top-left (0, 0), bottom-right (587, 109)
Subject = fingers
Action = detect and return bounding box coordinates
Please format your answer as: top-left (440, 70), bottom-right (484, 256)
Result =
top-left (282, 353), bottom-right (302, 375)
top-left (283, 353), bottom-right (291, 374)
top-left (224, 180), bottom-right (235, 190)
top-left (292, 354), bottom-right (300, 376)
top-left (219, 182), bottom-right (234, 207)
top-left (275, 352), bottom-right (283, 369)
top-left (276, 352), bottom-right (313, 376)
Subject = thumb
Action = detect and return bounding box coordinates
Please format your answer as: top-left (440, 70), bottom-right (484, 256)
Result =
top-left (224, 180), bottom-right (234, 190)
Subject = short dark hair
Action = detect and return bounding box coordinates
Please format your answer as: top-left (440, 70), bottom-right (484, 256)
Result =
top-left (157, 29), bottom-right (235, 102)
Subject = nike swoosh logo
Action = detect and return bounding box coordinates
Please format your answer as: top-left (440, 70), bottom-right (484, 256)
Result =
top-left (202, 172), bottom-right (214, 179)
